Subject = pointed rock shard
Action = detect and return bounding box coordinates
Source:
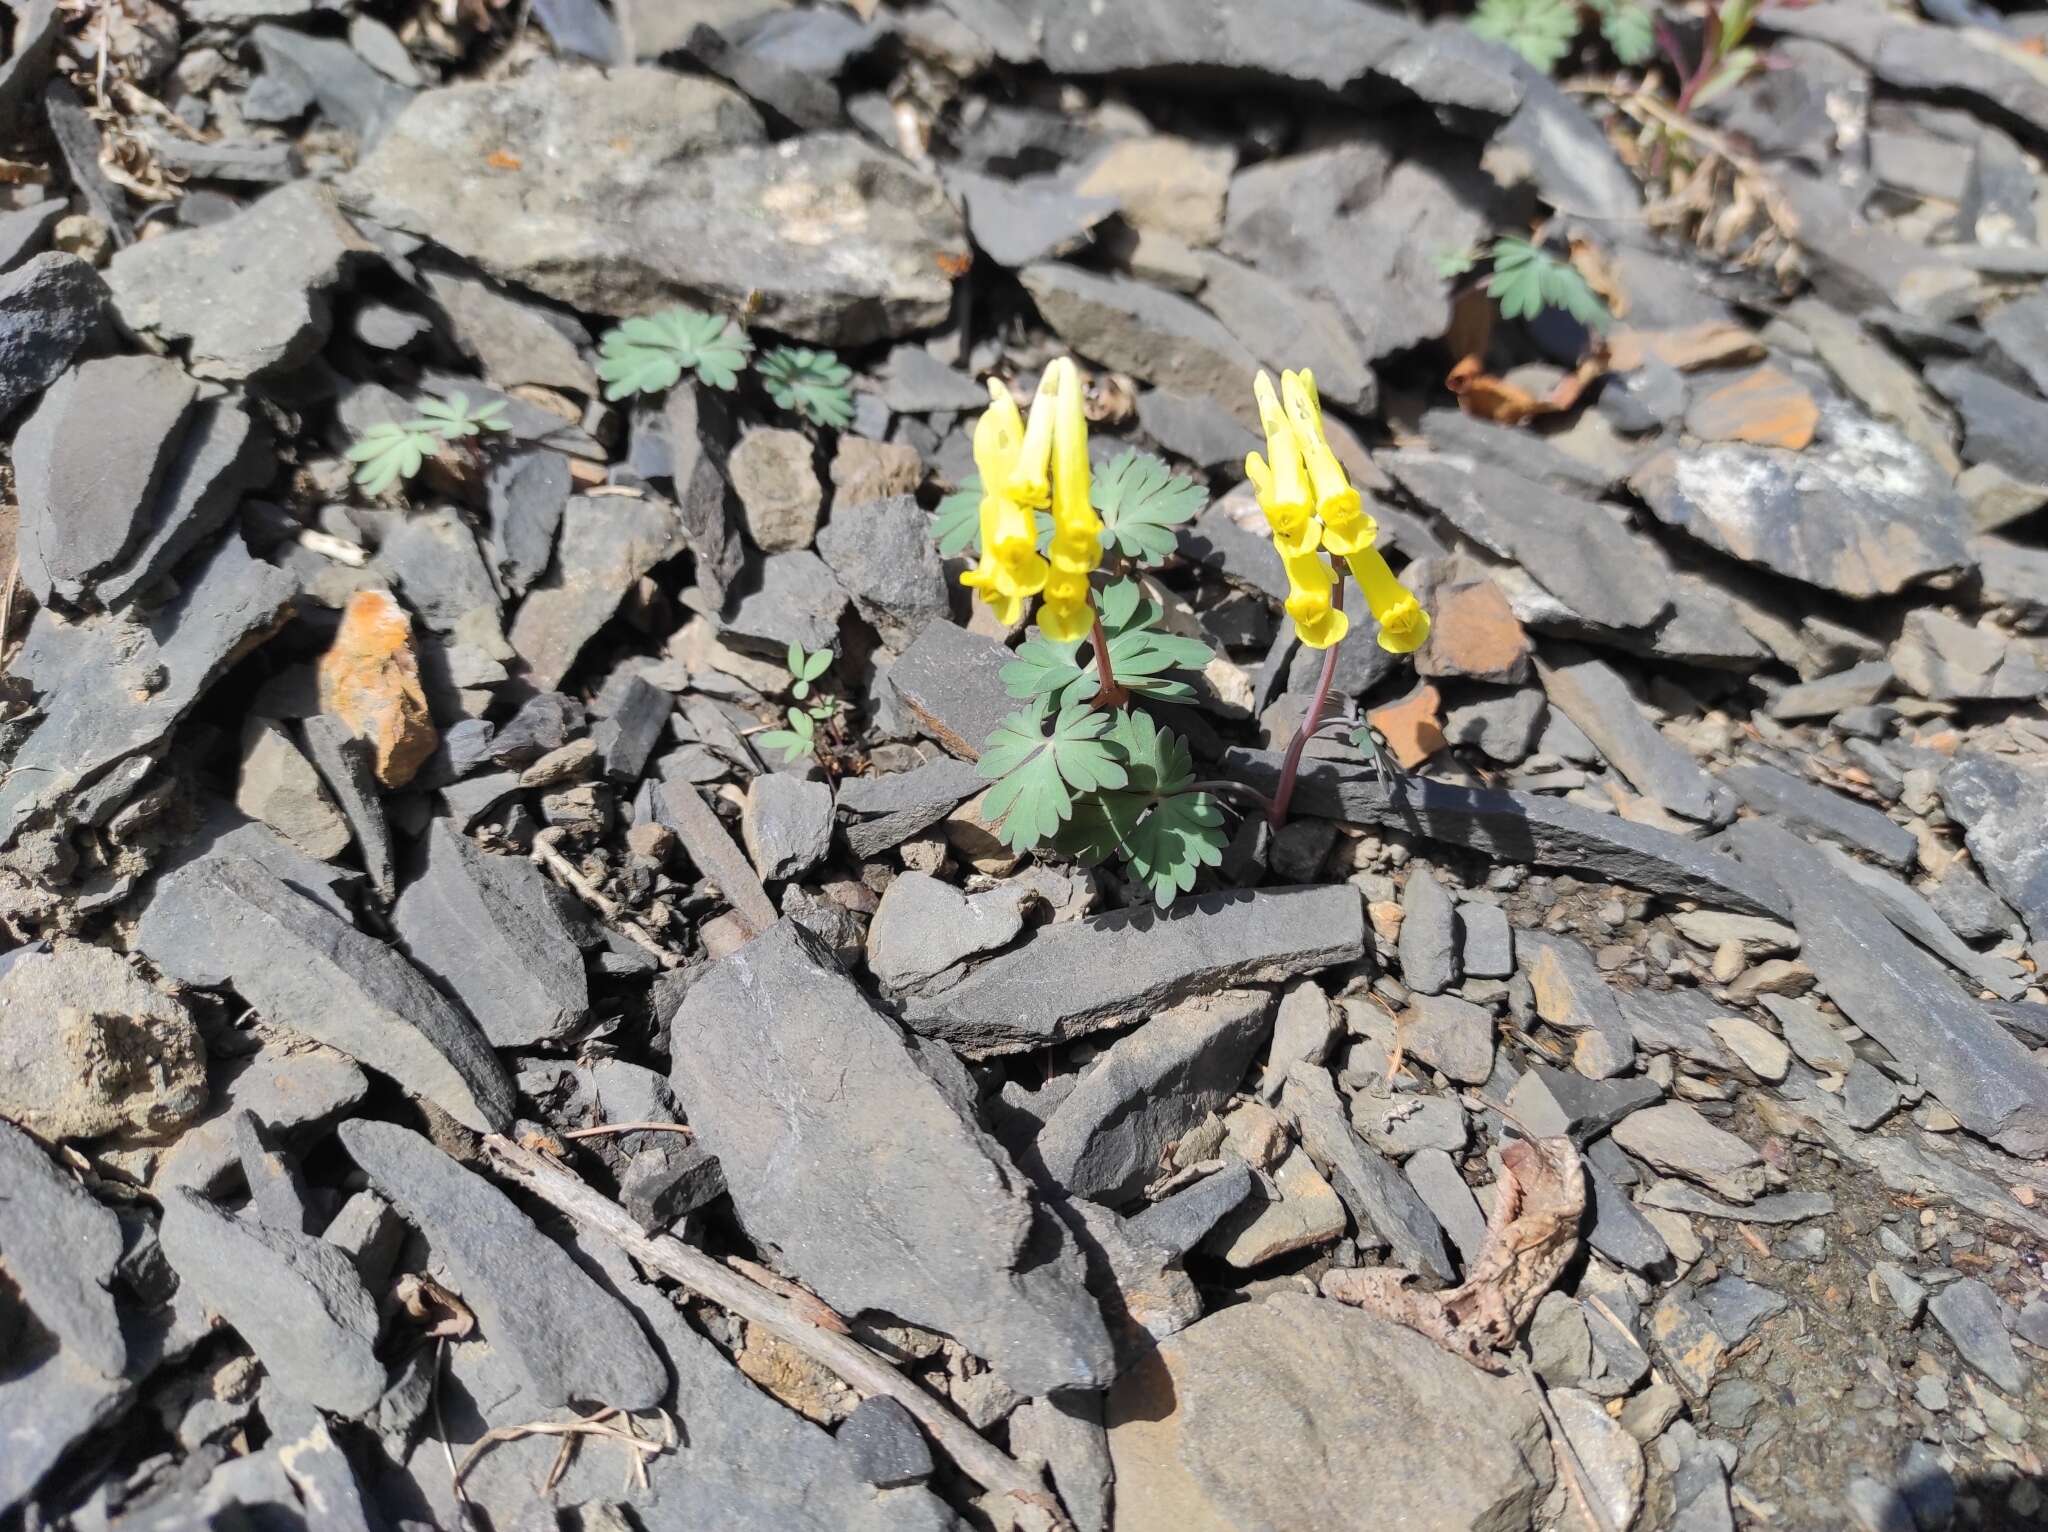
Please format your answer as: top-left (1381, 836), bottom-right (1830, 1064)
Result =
top-left (338, 1120), bottom-right (668, 1410)
top-left (669, 920), bottom-right (1114, 1394)
top-left (509, 493), bottom-right (683, 689)
top-left (0, 1119), bottom-right (126, 1377)
top-left (1939, 754), bottom-right (2048, 947)
top-left (319, 589), bottom-right (439, 789)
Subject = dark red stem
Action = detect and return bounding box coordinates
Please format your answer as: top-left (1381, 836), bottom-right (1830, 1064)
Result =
top-left (1267, 565), bottom-right (1346, 831)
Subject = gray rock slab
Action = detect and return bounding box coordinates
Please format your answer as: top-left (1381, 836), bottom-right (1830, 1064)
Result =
top-left (1283, 1063), bottom-right (1454, 1283)
top-left (1397, 868), bottom-right (1458, 995)
top-left (0, 1119), bottom-right (126, 1376)
top-left (338, 1120), bottom-right (668, 1410)
top-left (13, 351), bottom-right (196, 605)
top-left (0, 197), bottom-right (63, 272)
top-left (900, 885), bottom-right (1364, 1055)
top-left (1638, 1183), bottom-right (1834, 1224)
top-left (816, 493), bottom-right (949, 651)
top-left (590, 671), bottom-right (669, 783)
top-left (652, 779), bottom-right (779, 933)
top-left (1630, 408), bottom-right (1972, 598)
top-left (153, 1038), bottom-right (369, 1197)
top-left (1457, 899), bottom-right (1514, 978)
top-left (249, 22), bottom-right (414, 144)
top-left (886, 622), bottom-right (1017, 760)
top-left (481, 448), bottom-right (571, 601)
top-left (1611, 1102), bottom-right (1765, 1203)
top-left (1766, 658), bottom-right (1896, 721)
top-left (1940, 754), bottom-right (2048, 947)
top-left (1508, 1064), bottom-right (1662, 1139)
top-left (1537, 646), bottom-right (1733, 824)
top-left (510, 493), bottom-right (683, 689)
top-left (667, 920), bottom-right (1114, 1394)
top-left (391, 818), bottom-right (590, 1048)
top-left (420, 265), bottom-right (597, 396)
top-left (866, 869), bottom-right (1026, 992)
top-left (99, 396), bottom-right (274, 611)
top-left (1137, 387), bottom-right (1262, 469)
top-left (1020, 261), bottom-right (1259, 420)
top-left (719, 548), bottom-right (849, 656)
top-left (1927, 359), bottom-right (2048, 485)
top-left (945, 166), bottom-right (1117, 267)
top-left (1928, 1278), bottom-right (2027, 1394)
top-left (235, 717), bottom-right (349, 862)
top-left (1402, 993), bottom-right (1495, 1085)
top-left (0, 534), bottom-right (296, 844)
top-left (1195, 249), bottom-right (1376, 412)
top-left (1124, 1161), bottom-right (1256, 1261)
top-left (1815, 843), bottom-right (2024, 1001)
top-left (158, 1187), bottom-right (384, 1417)
top-left (300, 713), bottom-right (396, 901)
top-left (373, 505), bottom-right (504, 645)
top-left (1891, 607), bottom-right (2048, 702)
top-left (1517, 930), bottom-right (1636, 1080)
top-left (1034, 990), bottom-right (1272, 1205)
top-left (1730, 819), bottom-right (2048, 1157)
top-left (106, 182), bottom-right (375, 380)
top-left (1220, 750), bottom-right (1790, 918)
top-left (137, 855), bottom-right (514, 1133)
top-left (741, 771), bottom-right (834, 881)
top-left (1403, 1147), bottom-right (1488, 1269)
top-left (839, 757), bottom-right (986, 857)
top-left (1722, 761), bottom-right (1916, 869)
top-left (837, 1395), bottom-right (933, 1488)
top-left (0, 250), bottom-right (106, 423)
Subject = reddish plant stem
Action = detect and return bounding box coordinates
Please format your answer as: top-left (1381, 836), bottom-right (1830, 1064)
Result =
top-left (1088, 607), bottom-right (1129, 711)
top-left (1267, 565), bottom-right (1346, 831)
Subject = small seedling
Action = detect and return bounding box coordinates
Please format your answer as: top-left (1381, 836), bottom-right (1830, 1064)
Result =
top-left (756, 706), bottom-right (820, 764)
top-left (346, 392), bottom-right (511, 495)
top-left (785, 641), bottom-right (833, 701)
top-left (413, 392), bottom-right (510, 438)
top-left (1440, 237), bottom-right (1611, 330)
top-left (1469, 0), bottom-right (1654, 72)
top-left (756, 644), bottom-right (843, 762)
top-left (757, 345), bottom-right (855, 430)
top-left (595, 305), bottom-right (754, 399)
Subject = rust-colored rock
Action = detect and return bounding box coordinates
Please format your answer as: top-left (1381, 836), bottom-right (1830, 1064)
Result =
top-left (1415, 579), bottom-right (1531, 684)
top-left (1368, 682), bottom-right (1445, 769)
top-left (317, 589), bottom-right (437, 788)
top-left (1685, 366), bottom-right (1821, 450)
top-left (1607, 322), bottom-right (1764, 374)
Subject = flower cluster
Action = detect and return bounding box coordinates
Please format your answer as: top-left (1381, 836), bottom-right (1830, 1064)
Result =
top-left (1244, 369), bottom-right (1430, 654)
top-left (960, 358), bottom-right (1103, 641)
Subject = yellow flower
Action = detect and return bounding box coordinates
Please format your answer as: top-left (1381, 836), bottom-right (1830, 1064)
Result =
top-left (1280, 539), bottom-right (1350, 649)
top-left (1038, 359), bottom-right (1102, 644)
top-left (1346, 549), bottom-right (1430, 654)
top-left (1281, 369), bottom-right (1378, 558)
top-left (1245, 371), bottom-right (1318, 557)
top-left (958, 379), bottom-right (1048, 620)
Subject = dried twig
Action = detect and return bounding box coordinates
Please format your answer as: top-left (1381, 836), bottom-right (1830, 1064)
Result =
top-left (296, 528), bottom-right (368, 567)
top-left (561, 1120), bottom-right (695, 1141)
top-left (483, 1133), bottom-right (1071, 1531)
top-left (452, 1405), bottom-right (670, 1500)
top-left (530, 826), bottom-right (681, 970)
top-left (1514, 1353), bottom-right (1620, 1532)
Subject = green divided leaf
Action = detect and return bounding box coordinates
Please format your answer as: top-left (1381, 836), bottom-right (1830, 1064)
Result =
top-left (977, 706), bottom-right (1128, 851)
top-left (1090, 450), bottom-right (1206, 564)
top-left (1052, 709), bottom-right (1224, 907)
top-left (931, 476), bottom-right (983, 557)
top-left (1485, 237), bottom-right (1611, 331)
top-left (1469, 0), bottom-right (1582, 72)
top-left (757, 706), bottom-right (817, 764)
top-left (1000, 579), bottom-right (1216, 715)
top-left (414, 392), bottom-right (510, 440)
top-left (346, 421), bottom-right (440, 496)
top-left (1434, 244), bottom-right (1482, 280)
top-left (759, 345), bottom-right (856, 430)
top-left (1589, 0), bottom-right (1655, 63)
top-left (595, 307), bottom-right (754, 400)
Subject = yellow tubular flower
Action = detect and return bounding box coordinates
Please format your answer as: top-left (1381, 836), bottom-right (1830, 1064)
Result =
top-left (1245, 371), bottom-right (1318, 557)
top-left (1346, 548), bottom-right (1431, 654)
top-left (1279, 541), bottom-right (1350, 650)
top-left (1005, 367), bottom-right (1059, 509)
top-left (959, 380), bottom-right (1048, 619)
top-left (1282, 369), bottom-right (1378, 557)
top-left (1038, 359), bottom-right (1102, 644)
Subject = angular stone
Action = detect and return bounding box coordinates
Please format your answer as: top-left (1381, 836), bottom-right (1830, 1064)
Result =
top-left (510, 493), bottom-right (683, 689)
top-left (1508, 1064), bottom-right (1662, 1140)
top-left (815, 493), bottom-right (949, 651)
top-left (1106, 1295), bottom-right (1551, 1531)
top-left (1722, 762), bottom-right (1915, 871)
top-left (0, 1119), bottom-right (126, 1376)
top-left (1638, 1183), bottom-right (1833, 1224)
top-left (1035, 990), bottom-right (1271, 1205)
top-left (729, 426), bottom-right (822, 553)
top-left (1683, 365), bottom-right (1819, 449)
top-left (0, 251), bottom-right (105, 423)
top-left (1020, 262), bottom-right (1259, 420)
top-left (1891, 609), bottom-right (2048, 703)
top-left (392, 819), bottom-right (589, 1048)
top-left (1612, 1103), bottom-right (1765, 1203)
top-left (1457, 899), bottom-right (1514, 978)
top-left (236, 718), bottom-right (349, 861)
top-left (1631, 410), bottom-right (1972, 598)
top-left (1787, 297), bottom-right (1959, 475)
top-left (0, 535), bottom-right (295, 844)
top-left (1404, 1146), bottom-right (1489, 1269)
top-left (372, 505), bottom-right (504, 649)
top-left (481, 448), bottom-right (572, 601)
top-left (902, 885), bottom-right (1363, 1055)
top-left (1416, 578), bottom-right (1532, 684)
top-left (138, 856), bottom-right (514, 1133)
top-left (719, 548), bottom-right (848, 657)
top-left (1397, 868), bottom-right (1458, 996)
top-left (1940, 755), bottom-right (2048, 946)
top-left (1927, 360), bottom-right (2048, 485)
top-left (1283, 1064), bottom-right (1454, 1283)
top-left (106, 183), bottom-right (373, 379)
top-left (589, 671), bottom-right (668, 784)
top-left (1519, 931), bottom-right (1635, 1080)
top-left (1730, 820), bottom-right (2048, 1156)
top-left (419, 265), bottom-right (595, 395)
top-left (669, 921), bottom-right (1114, 1393)
top-left (1207, 1133), bottom-right (1345, 1267)
top-left (741, 772), bottom-right (833, 881)
top-left (158, 1187), bottom-right (384, 1416)
top-left (1928, 1278), bottom-right (2027, 1394)
top-left (99, 397), bottom-right (273, 611)
top-left (836, 1395), bottom-right (933, 1488)
top-left (887, 622), bottom-right (1018, 760)
top-left (1537, 646), bottom-right (1732, 824)
top-left (865, 870), bottom-right (1026, 992)
top-left (653, 779), bottom-right (780, 934)
top-left (1766, 658), bottom-right (1895, 721)
top-left (838, 757), bottom-right (985, 857)
top-left (1194, 249), bottom-right (1375, 411)
top-left (945, 166), bottom-right (1118, 268)
top-left (828, 435), bottom-right (923, 510)
top-left (1402, 993), bottom-right (1495, 1085)
top-left (1125, 1161), bottom-right (1256, 1260)
top-left (1138, 387), bottom-right (1261, 468)
top-left (1709, 1016), bottom-right (1790, 1082)
top-left (338, 1121), bottom-right (667, 1409)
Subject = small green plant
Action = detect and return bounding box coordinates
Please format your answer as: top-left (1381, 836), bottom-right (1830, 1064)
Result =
top-left (1090, 449), bottom-right (1207, 563)
top-left (784, 642), bottom-right (833, 701)
top-left (1001, 578), bottom-right (1213, 716)
top-left (1439, 237), bottom-right (1611, 330)
top-left (756, 643), bottom-right (842, 763)
top-left (757, 346), bottom-right (856, 430)
top-left (1469, 0), bottom-right (1654, 72)
top-left (1657, 0), bottom-right (1758, 115)
top-left (346, 392), bottom-right (510, 495)
top-left (595, 306), bottom-right (754, 399)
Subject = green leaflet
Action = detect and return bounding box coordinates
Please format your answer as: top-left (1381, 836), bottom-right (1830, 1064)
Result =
top-left (757, 706), bottom-right (817, 764)
top-left (1590, 0), bottom-right (1655, 63)
top-left (595, 306), bottom-right (754, 399)
top-left (345, 421), bottom-right (440, 496)
top-left (1469, 0), bottom-right (1581, 71)
top-left (413, 392), bottom-right (509, 439)
top-left (1000, 579), bottom-right (1214, 714)
top-left (931, 475), bottom-right (983, 557)
top-left (977, 705), bottom-right (1128, 851)
top-left (758, 345), bottom-right (855, 429)
top-left (1052, 709), bottom-right (1225, 907)
top-left (1090, 450), bottom-right (1206, 564)
top-left (1485, 237), bottom-right (1611, 331)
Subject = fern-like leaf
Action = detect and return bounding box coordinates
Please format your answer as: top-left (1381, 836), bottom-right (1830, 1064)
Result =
top-left (1090, 450), bottom-right (1206, 564)
top-left (346, 421), bottom-right (440, 496)
top-left (977, 706), bottom-right (1128, 851)
top-left (595, 307), bottom-right (754, 400)
top-left (758, 346), bottom-right (855, 430)
top-left (1469, 0), bottom-right (1582, 71)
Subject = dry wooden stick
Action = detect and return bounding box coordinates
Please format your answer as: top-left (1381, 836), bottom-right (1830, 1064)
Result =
top-left (530, 827), bottom-right (680, 970)
top-left (560, 1120), bottom-right (696, 1141)
top-left (483, 1133), bottom-right (1072, 1531)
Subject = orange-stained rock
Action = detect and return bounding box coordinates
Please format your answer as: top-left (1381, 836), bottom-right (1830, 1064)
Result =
top-left (1684, 366), bottom-right (1820, 450)
top-left (1607, 322), bottom-right (1764, 374)
top-left (1367, 682), bottom-right (1445, 769)
top-left (317, 589), bottom-right (437, 788)
top-left (1415, 579), bottom-right (1531, 684)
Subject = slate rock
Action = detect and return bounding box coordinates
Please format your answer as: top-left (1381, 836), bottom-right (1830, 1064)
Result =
top-left (1927, 1278), bottom-right (2027, 1394)
top-left (1403, 1147), bottom-right (1489, 1268)
top-left (719, 548), bottom-right (848, 657)
top-left (0, 250), bottom-right (105, 421)
top-left (137, 856), bottom-right (514, 1133)
top-left (1613, 1103), bottom-right (1765, 1203)
top-left (1457, 899), bottom-right (1514, 978)
top-left (1136, 387), bottom-right (1261, 468)
top-left (1020, 261), bottom-right (1259, 420)
top-left (1722, 761), bottom-right (1916, 869)
top-left (158, 1187), bottom-right (385, 1417)
top-left (12, 352), bottom-right (196, 605)
top-left (1767, 658), bottom-right (1896, 721)
top-left (481, 448), bottom-right (572, 601)
top-left (339, 1120), bottom-right (668, 1409)
top-left (837, 1395), bottom-right (934, 1488)
top-left (945, 166), bottom-right (1118, 267)
top-left (0, 1118), bottom-right (126, 1376)
top-left (421, 266), bottom-right (594, 395)
top-left (837, 756), bottom-right (985, 857)
top-left (373, 505), bottom-right (504, 646)
top-left (297, 713), bottom-right (394, 901)
top-left (1730, 820), bottom-right (2048, 1156)
top-left (1397, 868), bottom-right (1458, 995)
top-left (106, 182), bottom-right (374, 380)
top-left (0, 937), bottom-right (207, 1141)
top-left (1519, 931), bottom-right (1636, 1080)
top-left (1403, 992), bottom-right (1495, 1085)
top-left (669, 920), bottom-right (1114, 1394)
top-left (816, 493), bottom-right (950, 651)
top-left (1630, 408), bottom-right (1972, 597)
top-left (728, 425), bottom-right (822, 552)
top-left (1891, 608), bottom-right (2048, 702)
top-left (99, 396), bottom-right (274, 611)
top-left (1599, 360), bottom-right (1687, 434)
top-left (248, 22), bottom-right (414, 145)
top-left (652, 778), bottom-right (779, 934)
top-left (741, 772), bottom-right (834, 881)
top-left (901, 885), bottom-right (1364, 1055)
top-left (1106, 1294), bottom-right (1551, 1531)
top-left (1284, 1063), bottom-right (1455, 1283)
top-left (391, 819), bottom-right (589, 1048)
top-left (620, 1138), bottom-right (728, 1231)
top-left (343, 70), bottom-right (963, 342)
top-left (1124, 1161), bottom-right (1256, 1260)
top-left (510, 493), bottom-right (683, 689)
top-left (1928, 358), bottom-right (2048, 485)
top-left (1939, 754), bottom-right (2048, 947)
top-left (1842, 1058), bottom-right (1903, 1130)
top-left (0, 536), bottom-right (296, 847)
top-left (886, 622), bottom-right (1017, 760)
top-left (589, 671), bottom-right (668, 784)
top-left (0, 197), bottom-right (63, 272)
top-left (1195, 248), bottom-right (1376, 412)
top-left (1035, 989), bottom-right (1272, 1205)
top-left (865, 869), bottom-right (1026, 991)
top-left (1537, 646), bottom-right (1733, 824)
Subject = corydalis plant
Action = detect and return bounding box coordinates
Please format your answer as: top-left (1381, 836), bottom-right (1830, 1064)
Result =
top-left (347, 392), bottom-right (510, 496)
top-left (593, 305), bottom-right (856, 430)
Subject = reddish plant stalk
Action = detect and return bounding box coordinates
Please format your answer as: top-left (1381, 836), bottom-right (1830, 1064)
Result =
top-left (1267, 565), bottom-right (1346, 830)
